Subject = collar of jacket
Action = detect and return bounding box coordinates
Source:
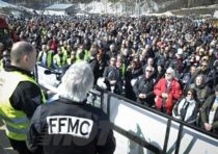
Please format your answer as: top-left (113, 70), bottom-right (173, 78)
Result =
top-left (4, 65), bottom-right (33, 77)
top-left (58, 96), bottom-right (87, 105)
top-left (195, 84), bottom-right (205, 89)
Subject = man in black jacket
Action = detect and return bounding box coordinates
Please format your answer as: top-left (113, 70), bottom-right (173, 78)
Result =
top-left (103, 57), bottom-right (122, 94)
top-left (200, 85), bottom-right (218, 135)
top-left (27, 61), bottom-right (116, 154)
top-left (133, 66), bottom-right (156, 107)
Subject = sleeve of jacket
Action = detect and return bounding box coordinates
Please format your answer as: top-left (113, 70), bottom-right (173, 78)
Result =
top-left (172, 80), bottom-right (182, 100)
top-left (154, 78), bottom-right (163, 97)
top-left (200, 96), bottom-right (212, 123)
top-left (133, 78), bottom-right (140, 96)
top-left (96, 112), bottom-right (116, 154)
top-left (103, 67), bottom-right (109, 78)
top-left (212, 120), bottom-right (218, 129)
top-left (172, 99), bottom-right (182, 120)
top-left (146, 80), bottom-right (156, 98)
top-left (10, 81), bottom-right (43, 119)
top-left (27, 105), bottom-right (44, 154)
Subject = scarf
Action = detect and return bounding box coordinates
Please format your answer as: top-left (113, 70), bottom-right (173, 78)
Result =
top-left (177, 98), bottom-right (196, 122)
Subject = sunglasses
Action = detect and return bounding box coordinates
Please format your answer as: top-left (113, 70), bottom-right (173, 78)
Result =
top-left (146, 70), bottom-right (153, 73)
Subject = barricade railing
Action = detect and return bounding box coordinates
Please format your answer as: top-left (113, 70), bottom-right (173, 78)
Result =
top-left (103, 92), bottom-right (218, 154)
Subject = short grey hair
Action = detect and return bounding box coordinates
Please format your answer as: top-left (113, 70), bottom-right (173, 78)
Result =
top-left (11, 41), bottom-right (35, 64)
top-left (166, 67), bottom-right (176, 78)
top-left (58, 61), bottom-right (94, 102)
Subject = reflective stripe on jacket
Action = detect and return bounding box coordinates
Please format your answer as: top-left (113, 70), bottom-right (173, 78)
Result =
top-left (0, 59), bottom-right (3, 71)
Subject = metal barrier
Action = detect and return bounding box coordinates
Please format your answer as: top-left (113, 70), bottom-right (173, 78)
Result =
top-left (104, 92), bottom-right (218, 154)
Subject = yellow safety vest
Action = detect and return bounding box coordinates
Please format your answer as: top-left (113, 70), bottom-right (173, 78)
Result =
top-left (0, 59), bottom-right (3, 71)
top-left (0, 71), bottom-right (45, 141)
top-left (38, 51), bottom-right (53, 68)
top-left (53, 54), bottom-right (67, 67)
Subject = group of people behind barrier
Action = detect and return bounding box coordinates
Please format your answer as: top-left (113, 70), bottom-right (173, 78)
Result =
top-left (19, 14), bottom-right (218, 134)
top-left (1, 13), bottom-right (218, 153)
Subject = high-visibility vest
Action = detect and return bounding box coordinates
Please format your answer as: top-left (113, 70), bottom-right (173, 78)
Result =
top-left (67, 58), bottom-right (76, 65)
top-left (0, 71), bottom-right (45, 141)
top-left (61, 46), bottom-right (69, 58)
top-left (120, 63), bottom-right (126, 79)
top-left (0, 59), bottom-right (3, 71)
top-left (76, 50), bottom-right (91, 62)
top-left (38, 50), bottom-right (53, 68)
top-left (53, 54), bottom-right (67, 67)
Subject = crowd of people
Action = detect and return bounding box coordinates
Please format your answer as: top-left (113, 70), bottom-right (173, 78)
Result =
top-left (1, 14), bottom-right (218, 137)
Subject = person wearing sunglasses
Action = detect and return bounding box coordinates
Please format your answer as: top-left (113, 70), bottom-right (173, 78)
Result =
top-left (172, 88), bottom-right (199, 125)
top-left (133, 66), bottom-right (156, 107)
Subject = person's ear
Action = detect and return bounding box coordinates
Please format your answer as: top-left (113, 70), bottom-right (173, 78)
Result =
top-left (23, 54), bottom-right (29, 63)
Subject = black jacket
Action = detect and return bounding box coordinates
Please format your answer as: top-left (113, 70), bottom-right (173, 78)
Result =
top-left (133, 75), bottom-right (156, 106)
top-left (27, 98), bottom-right (116, 154)
top-left (89, 58), bottom-right (107, 84)
top-left (200, 95), bottom-right (218, 134)
top-left (5, 65), bottom-right (43, 119)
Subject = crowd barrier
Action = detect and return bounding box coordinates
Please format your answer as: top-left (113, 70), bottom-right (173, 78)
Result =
top-left (37, 65), bottom-right (218, 154)
top-left (105, 93), bottom-right (218, 154)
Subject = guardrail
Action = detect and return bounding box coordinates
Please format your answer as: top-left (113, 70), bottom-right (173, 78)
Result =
top-left (102, 92), bottom-right (218, 154)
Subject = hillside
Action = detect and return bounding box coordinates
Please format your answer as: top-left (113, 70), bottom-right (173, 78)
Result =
top-left (4, 0), bottom-right (218, 12)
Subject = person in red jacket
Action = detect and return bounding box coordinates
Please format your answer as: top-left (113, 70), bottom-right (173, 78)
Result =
top-left (0, 14), bottom-right (19, 46)
top-left (154, 67), bottom-right (182, 115)
top-left (49, 36), bottom-right (58, 53)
